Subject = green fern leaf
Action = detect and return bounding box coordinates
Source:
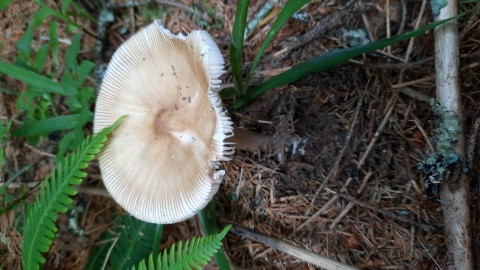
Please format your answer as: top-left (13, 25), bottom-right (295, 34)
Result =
top-left (21, 116), bottom-right (125, 270)
top-left (132, 225), bottom-right (231, 270)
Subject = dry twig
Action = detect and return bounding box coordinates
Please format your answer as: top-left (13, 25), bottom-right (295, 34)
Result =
top-left (222, 220), bottom-right (360, 270)
top-left (434, 1), bottom-right (473, 268)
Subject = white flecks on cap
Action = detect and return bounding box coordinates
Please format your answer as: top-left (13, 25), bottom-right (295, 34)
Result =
top-left (94, 21), bottom-right (234, 224)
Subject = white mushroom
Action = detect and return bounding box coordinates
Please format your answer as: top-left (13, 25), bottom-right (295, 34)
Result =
top-left (94, 21), bottom-right (234, 224)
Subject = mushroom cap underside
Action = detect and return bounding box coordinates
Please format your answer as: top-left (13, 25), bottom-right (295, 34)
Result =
top-left (94, 21), bottom-right (233, 224)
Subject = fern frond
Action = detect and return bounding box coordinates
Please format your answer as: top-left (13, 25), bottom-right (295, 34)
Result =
top-left (21, 116), bottom-right (124, 270)
top-left (132, 225), bottom-right (231, 270)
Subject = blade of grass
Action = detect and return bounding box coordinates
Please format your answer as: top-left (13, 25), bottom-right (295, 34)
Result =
top-left (12, 113), bottom-right (92, 137)
top-left (0, 61), bottom-right (65, 94)
top-left (229, 0), bottom-right (250, 96)
top-left (246, 0), bottom-right (309, 87)
top-left (198, 199), bottom-right (230, 270)
top-left (233, 15), bottom-right (461, 109)
top-left (49, 21), bottom-right (59, 68)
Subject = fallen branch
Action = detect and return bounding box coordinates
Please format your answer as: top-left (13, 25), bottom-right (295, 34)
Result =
top-left (433, 1), bottom-right (473, 269)
top-left (221, 220), bottom-right (359, 270)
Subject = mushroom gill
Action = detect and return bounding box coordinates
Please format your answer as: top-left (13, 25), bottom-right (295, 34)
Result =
top-left (94, 21), bottom-right (233, 224)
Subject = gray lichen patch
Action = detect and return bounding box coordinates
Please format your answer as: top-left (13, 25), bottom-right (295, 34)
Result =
top-left (418, 99), bottom-right (462, 187)
top-left (431, 0), bottom-right (447, 16)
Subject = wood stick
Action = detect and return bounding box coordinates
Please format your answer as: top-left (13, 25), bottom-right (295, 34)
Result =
top-left (434, 1), bottom-right (473, 268)
top-left (221, 220), bottom-right (359, 270)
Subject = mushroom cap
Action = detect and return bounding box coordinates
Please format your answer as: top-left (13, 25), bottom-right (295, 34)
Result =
top-left (94, 21), bottom-right (233, 224)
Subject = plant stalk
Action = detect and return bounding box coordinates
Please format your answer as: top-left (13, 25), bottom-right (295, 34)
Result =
top-left (434, 1), bottom-right (473, 269)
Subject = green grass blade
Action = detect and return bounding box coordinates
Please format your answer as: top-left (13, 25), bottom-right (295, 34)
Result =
top-left (247, 0), bottom-right (309, 86)
top-left (49, 21), bottom-right (60, 68)
top-left (0, 118), bottom-right (12, 170)
top-left (198, 200), bottom-right (230, 270)
top-left (33, 44), bottom-right (49, 72)
top-left (0, 61), bottom-right (65, 94)
top-left (150, 223), bottom-right (164, 256)
top-left (11, 114), bottom-right (89, 137)
top-left (229, 0), bottom-right (250, 96)
top-left (233, 15), bottom-right (460, 109)
top-left (21, 116), bottom-right (124, 270)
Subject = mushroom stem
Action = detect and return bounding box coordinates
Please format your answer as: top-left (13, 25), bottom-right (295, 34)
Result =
top-left (228, 128), bottom-right (285, 152)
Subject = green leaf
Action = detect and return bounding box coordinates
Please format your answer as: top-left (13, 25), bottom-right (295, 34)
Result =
top-left (233, 15), bottom-right (461, 109)
top-left (66, 35), bottom-right (81, 73)
top-left (111, 215), bottom-right (164, 270)
top-left (61, 71), bottom-right (79, 96)
top-left (247, 0), bottom-right (309, 86)
top-left (131, 225), bottom-right (231, 270)
top-left (16, 25), bottom-right (34, 60)
top-left (11, 114), bottom-right (87, 137)
top-left (32, 7), bottom-right (55, 27)
top-left (77, 61), bottom-right (95, 85)
top-left (86, 214), bottom-right (164, 270)
top-left (83, 232), bottom-right (118, 270)
top-left (0, 61), bottom-right (65, 95)
top-left (21, 116), bottom-right (125, 270)
top-left (0, 118), bottom-right (12, 172)
top-left (198, 200), bottom-right (230, 270)
top-left (229, 0), bottom-right (250, 96)
top-left (35, 0), bottom-right (92, 37)
top-left (69, 1), bottom-right (96, 22)
top-left (49, 21), bottom-right (59, 68)
top-left (33, 44), bottom-right (49, 72)
top-left (56, 131), bottom-right (77, 159)
top-left (0, 0), bottom-right (14, 10)
top-left (61, 0), bottom-right (73, 14)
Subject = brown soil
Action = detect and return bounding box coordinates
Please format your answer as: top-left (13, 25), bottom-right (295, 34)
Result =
top-left (1, 0), bottom-right (480, 269)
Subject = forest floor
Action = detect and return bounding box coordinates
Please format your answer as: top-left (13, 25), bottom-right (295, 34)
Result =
top-left (1, 0), bottom-right (480, 269)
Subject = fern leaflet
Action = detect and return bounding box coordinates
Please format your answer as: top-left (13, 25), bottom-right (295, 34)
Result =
top-left (132, 225), bottom-right (231, 270)
top-left (21, 116), bottom-right (124, 270)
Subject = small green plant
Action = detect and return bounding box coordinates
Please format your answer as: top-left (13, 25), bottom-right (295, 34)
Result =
top-left (225, 1), bottom-right (462, 109)
top-left (0, 119), bottom-right (11, 171)
top-left (132, 225), bottom-right (231, 270)
top-left (21, 116), bottom-right (124, 270)
top-left (0, 0), bottom-right (96, 157)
